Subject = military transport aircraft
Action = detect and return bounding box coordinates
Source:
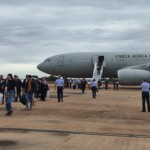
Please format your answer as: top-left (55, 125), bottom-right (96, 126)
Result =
top-left (37, 52), bottom-right (150, 85)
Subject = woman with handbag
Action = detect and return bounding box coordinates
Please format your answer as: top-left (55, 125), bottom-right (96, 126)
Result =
top-left (5, 73), bottom-right (17, 116)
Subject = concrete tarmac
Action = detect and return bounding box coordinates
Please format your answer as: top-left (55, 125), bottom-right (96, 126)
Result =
top-left (0, 85), bottom-right (150, 150)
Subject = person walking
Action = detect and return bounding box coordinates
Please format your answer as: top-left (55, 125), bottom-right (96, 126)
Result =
top-left (5, 73), bottom-right (17, 116)
top-left (55, 75), bottom-right (64, 102)
top-left (35, 78), bottom-right (41, 99)
top-left (80, 78), bottom-right (87, 93)
top-left (22, 75), bottom-right (28, 94)
top-left (116, 80), bottom-right (119, 90)
top-left (105, 79), bottom-right (108, 90)
top-left (40, 78), bottom-right (49, 101)
top-left (141, 79), bottom-right (150, 112)
top-left (25, 75), bottom-right (36, 110)
top-left (0, 75), bottom-right (5, 104)
top-left (91, 79), bottom-right (97, 99)
top-left (98, 79), bottom-right (102, 90)
top-left (14, 75), bottom-right (22, 102)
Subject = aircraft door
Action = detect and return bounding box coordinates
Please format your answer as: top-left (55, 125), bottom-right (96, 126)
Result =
top-left (97, 56), bottom-right (105, 73)
top-left (92, 56), bottom-right (105, 66)
top-left (98, 56), bottom-right (104, 65)
top-left (92, 55), bottom-right (105, 81)
top-left (57, 56), bottom-right (64, 66)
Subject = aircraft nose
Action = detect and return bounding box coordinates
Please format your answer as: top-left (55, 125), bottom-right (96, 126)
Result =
top-left (37, 63), bottom-right (44, 71)
top-left (37, 62), bottom-right (51, 74)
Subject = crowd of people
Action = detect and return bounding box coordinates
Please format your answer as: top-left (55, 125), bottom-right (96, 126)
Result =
top-left (55, 77), bottom-right (100, 99)
top-left (61, 77), bottom-right (150, 112)
top-left (0, 74), bottom-right (49, 116)
top-left (0, 75), bottom-right (101, 116)
top-left (1, 73), bottom-right (149, 116)
top-left (64, 78), bottom-right (93, 92)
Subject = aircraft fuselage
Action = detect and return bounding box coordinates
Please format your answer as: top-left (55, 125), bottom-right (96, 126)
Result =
top-left (37, 52), bottom-right (150, 85)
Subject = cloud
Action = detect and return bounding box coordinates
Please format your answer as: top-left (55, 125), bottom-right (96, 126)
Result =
top-left (0, 0), bottom-right (150, 77)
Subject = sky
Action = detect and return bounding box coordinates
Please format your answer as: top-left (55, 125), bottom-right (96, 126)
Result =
top-left (0, 0), bottom-right (150, 79)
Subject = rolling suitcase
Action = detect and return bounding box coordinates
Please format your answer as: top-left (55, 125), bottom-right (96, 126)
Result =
top-left (20, 95), bottom-right (26, 105)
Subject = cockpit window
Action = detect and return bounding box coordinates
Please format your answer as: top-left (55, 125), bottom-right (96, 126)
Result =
top-left (45, 59), bottom-right (50, 63)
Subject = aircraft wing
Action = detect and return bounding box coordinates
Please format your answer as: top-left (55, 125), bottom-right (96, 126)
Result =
top-left (118, 63), bottom-right (150, 85)
top-left (125, 63), bottom-right (150, 71)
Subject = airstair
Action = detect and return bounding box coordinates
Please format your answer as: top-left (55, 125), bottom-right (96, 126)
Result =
top-left (92, 61), bottom-right (104, 82)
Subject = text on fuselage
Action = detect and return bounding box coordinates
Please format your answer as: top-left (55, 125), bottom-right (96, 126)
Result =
top-left (115, 54), bottom-right (149, 59)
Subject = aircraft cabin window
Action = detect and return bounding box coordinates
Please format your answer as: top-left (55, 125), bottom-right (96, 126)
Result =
top-left (45, 59), bottom-right (50, 63)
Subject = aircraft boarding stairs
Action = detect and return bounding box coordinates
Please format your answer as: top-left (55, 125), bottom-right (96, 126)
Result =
top-left (92, 61), bottom-right (104, 83)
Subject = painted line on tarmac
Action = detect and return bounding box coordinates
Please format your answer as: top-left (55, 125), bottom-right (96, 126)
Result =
top-left (0, 128), bottom-right (150, 139)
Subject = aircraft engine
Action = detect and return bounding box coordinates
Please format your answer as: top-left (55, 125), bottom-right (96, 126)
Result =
top-left (118, 68), bottom-right (150, 85)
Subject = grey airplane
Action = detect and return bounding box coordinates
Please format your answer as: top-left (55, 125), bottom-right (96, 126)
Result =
top-left (37, 52), bottom-right (150, 85)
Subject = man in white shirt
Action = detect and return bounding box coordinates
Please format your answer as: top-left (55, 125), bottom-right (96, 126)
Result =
top-left (55, 75), bottom-right (64, 102)
top-left (91, 79), bottom-right (97, 99)
top-left (141, 79), bottom-right (150, 112)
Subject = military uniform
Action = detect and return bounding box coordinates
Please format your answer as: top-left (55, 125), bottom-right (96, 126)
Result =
top-left (141, 80), bottom-right (150, 112)
top-left (55, 78), bottom-right (64, 102)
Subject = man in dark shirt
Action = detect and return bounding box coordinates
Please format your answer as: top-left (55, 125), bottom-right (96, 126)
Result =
top-left (22, 75), bottom-right (28, 92)
top-left (0, 75), bottom-right (5, 104)
top-left (35, 78), bottom-right (41, 99)
top-left (40, 78), bottom-right (49, 101)
top-left (80, 78), bottom-right (87, 93)
top-left (5, 73), bottom-right (17, 116)
top-left (14, 75), bottom-right (22, 102)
